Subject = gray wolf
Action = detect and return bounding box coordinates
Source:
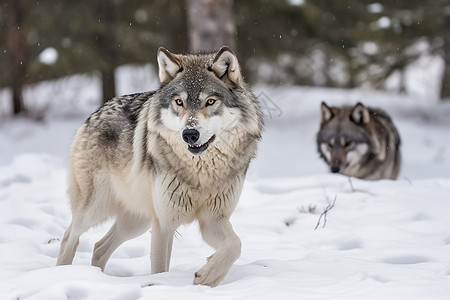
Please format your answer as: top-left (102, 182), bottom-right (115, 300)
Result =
top-left (56, 46), bottom-right (263, 287)
top-left (317, 102), bottom-right (401, 180)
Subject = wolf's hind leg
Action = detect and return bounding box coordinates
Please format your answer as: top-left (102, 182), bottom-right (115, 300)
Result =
top-left (91, 211), bottom-right (152, 270)
top-left (194, 216), bottom-right (241, 287)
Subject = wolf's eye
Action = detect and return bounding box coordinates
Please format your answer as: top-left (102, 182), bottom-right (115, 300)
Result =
top-left (206, 98), bottom-right (216, 107)
top-left (327, 140), bottom-right (334, 147)
top-left (344, 141), bottom-right (354, 148)
top-left (175, 99), bottom-right (183, 106)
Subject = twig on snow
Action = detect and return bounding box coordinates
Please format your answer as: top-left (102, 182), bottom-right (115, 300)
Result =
top-left (347, 177), bottom-right (355, 192)
top-left (314, 195), bottom-right (337, 230)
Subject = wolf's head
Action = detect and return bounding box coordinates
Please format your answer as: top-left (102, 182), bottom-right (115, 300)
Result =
top-left (154, 46), bottom-right (261, 156)
top-left (317, 102), bottom-right (374, 176)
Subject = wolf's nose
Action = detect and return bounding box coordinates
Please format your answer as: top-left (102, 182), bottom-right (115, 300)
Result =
top-left (331, 166), bottom-right (340, 173)
top-left (182, 129), bottom-right (200, 144)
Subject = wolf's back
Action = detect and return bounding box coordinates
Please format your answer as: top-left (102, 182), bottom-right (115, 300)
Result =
top-left (368, 107), bottom-right (401, 179)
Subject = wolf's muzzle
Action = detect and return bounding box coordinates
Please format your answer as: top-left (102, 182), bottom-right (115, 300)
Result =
top-left (182, 128), bottom-right (215, 155)
top-left (182, 128), bottom-right (216, 156)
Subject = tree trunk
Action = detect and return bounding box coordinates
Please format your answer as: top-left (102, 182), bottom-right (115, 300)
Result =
top-left (5, 0), bottom-right (26, 115)
top-left (440, 38), bottom-right (450, 100)
top-left (167, 0), bottom-right (189, 53)
top-left (399, 70), bottom-right (407, 94)
top-left (186, 0), bottom-right (236, 53)
top-left (101, 69), bottom-right (116, 103)
top-left (95, 0), bottom-right (118, 104)
top-left (441, 66), bottom-right (450, 100)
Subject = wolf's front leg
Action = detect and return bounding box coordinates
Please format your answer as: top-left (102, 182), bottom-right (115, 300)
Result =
top-left (150, 218), bottom-right (176, 274)
top-left (195, 216), bottom-right (241, 287)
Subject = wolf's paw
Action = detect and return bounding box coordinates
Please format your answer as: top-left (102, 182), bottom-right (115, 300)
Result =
top-left (193, 263), bottom-right (226, 287)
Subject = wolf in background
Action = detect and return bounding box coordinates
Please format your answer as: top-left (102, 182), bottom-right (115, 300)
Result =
top-left (56, 46), bottom-right (263, 287)
top-left (317, 102), bottom-right (401, 180)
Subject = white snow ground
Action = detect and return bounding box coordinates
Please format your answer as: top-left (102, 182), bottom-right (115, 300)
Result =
top-left (1, 69), bottom-right (450, 299)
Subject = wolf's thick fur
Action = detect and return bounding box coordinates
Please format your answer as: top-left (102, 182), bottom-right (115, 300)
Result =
top-left (317, 102), bottom-right (401, 180)
top-left (56, 46), bottom-right (263, 287)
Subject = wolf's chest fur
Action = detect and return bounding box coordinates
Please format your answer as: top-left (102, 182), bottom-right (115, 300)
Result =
top-left (114, 130), bottom-right (244, 224)
top-left (153, 171), bottom-right (243, 224)
top-left (149, 136), bottom-right (245, 223)
top-left (112, 152), bottom-right (244, 225)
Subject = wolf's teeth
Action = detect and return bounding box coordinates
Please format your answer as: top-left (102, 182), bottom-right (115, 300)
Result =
top-left (191, 143), bottom-right (205, 148)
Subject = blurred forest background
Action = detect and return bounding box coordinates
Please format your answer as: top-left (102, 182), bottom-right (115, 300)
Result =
top-left (1, 0), bottom-right (450, 118)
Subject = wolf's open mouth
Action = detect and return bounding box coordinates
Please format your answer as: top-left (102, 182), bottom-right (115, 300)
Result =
top-left (188, 135), bottom-right (216, 155)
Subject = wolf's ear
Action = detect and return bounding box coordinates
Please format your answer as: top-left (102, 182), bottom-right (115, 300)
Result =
top-left (320, 102), bottom-right (334, 124)
top-left (211, 46), bottom-right (242, 86)
top-left (157, 47), bottom-right (182, 85)
top-left (350, 102), bottom-right (370, 124)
